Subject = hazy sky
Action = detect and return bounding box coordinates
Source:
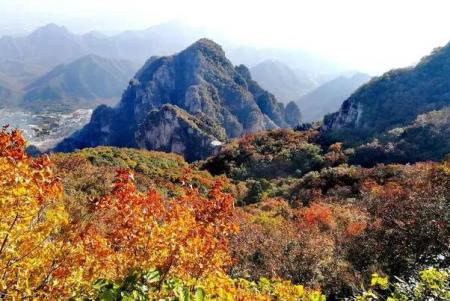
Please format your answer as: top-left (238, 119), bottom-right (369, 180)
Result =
top-left (1, 0), bottom-right (450, 74)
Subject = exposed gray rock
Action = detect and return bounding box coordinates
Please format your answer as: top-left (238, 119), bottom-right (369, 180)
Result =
top-left (284, 101), bottom-right (302, 127)
top-left (136, 104), bottom-right (220, 162)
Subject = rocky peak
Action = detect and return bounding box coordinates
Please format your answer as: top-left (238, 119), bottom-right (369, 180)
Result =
top-left (182, 38), bottom-right (226, 60)
top-left (56, 39), bottom-right (300, 161)
top-left (30, 23), bottom-right (72, 39)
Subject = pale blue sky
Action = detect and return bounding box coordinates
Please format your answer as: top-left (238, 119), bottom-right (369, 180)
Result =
top-left (1, 0), bottom-right (450, 74)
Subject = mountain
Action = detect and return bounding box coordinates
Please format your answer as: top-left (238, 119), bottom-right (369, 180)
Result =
top-left (284, 101), bottom-right (302, 127)
top-left (0, 24), bottom-right (88, 70)
top-left (321, 43), bottom-right (450, 164)
top-left (324, 44), bottom-right (450, 139)
top-left (297, 72), bottom-right (371, 122)
top-left (0, 22), bottom-right (203, 73)
top-left (55, 39), bottom-right (301, 161)
top-left (0, 60), bottom-right (48, 84)
top-left (0, 22), bottom-right (344, 91)
top-left (0, 83), bottom-right (13, 108)
top-left (22, 55), bottom-right (137, 112)
top-left (250, 60), bottom-right (315, 103)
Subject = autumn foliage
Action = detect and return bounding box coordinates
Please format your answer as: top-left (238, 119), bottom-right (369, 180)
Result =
top-left (0, 128), bottom-right (326, 300)
top-left (216, 130), bottom-right (450, 298)
top-left (0, 127), bottom-right (67, 299)
top-left (57, 169), bottom-right (239, 297)
top-left (1, 127), bottom-right (449, 300)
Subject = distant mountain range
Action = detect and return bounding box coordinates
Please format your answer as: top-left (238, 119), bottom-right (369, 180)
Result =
top-left (22, 55), bottom-right (137, 112)
top-left (297, 72), bottom-right (371, 122)
top-left (227, 46), bottom-right (345, 76)
top-left (1, 23), bottom-right (335, 153)
top-left (0, 83), bottom-right (13, 108)
top-left (1, 22), bottom-right (449, 165)
top-left (250, 60), bottom-right (315, 103)
top-left (56, 39), bottom-right (301, 161)
top-left (0, 22), bottom-right (345, 88)
top-left (0, 22), bottom-right (202, 71)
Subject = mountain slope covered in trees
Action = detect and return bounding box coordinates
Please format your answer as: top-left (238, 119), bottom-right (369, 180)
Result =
top-left (1, 99), bottom-right (450, 300)
top-left (324, 43), bottom-right (450, 141)
top-left (1, 19), bottom-right (450, 301)
top-left (320, 43), bottom-right (450, 164)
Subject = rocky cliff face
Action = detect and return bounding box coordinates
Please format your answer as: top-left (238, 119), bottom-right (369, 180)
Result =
top-left (135, 104), bottom-right (223, 162)
top-left (55, 39), bottom-right (300, 161)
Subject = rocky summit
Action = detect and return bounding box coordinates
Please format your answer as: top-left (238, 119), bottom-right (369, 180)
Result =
top-left (55, 39), bottom-right (301, 161)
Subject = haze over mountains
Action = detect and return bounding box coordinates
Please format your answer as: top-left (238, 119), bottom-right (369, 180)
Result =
top-left (0, 72), bottom-right (21, 107)
top-left (2, 3), bottom-right (450, 300)
top-left (297, 72), bottom-right (371, 122)
top-left (0, 22), bottom-right (345, 80)
top-left (250, 60), bottom-right (315, 103)
top-left (0, 22), bottom-right (207, 104)
top-left (0, 22), bottom-right (201, 71)
top-left (0, 22), bottom-right (352, 111)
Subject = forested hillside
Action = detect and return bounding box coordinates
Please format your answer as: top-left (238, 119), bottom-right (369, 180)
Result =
top-left (324, 42), bottom-right (450, 144)
top-left (2, 126), bottom-right (449, 300)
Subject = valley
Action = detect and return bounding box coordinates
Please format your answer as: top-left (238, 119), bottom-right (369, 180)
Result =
top-left (0, 107), bottom-right (92, 150)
